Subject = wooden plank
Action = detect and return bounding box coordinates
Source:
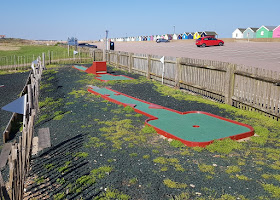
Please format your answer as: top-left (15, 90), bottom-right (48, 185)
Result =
top-left (38, 127), bottom-right (51, 151)
top-left (147, 55), bottom-right (151, 79)
top-left (0, 143), bottom-right (12, 169)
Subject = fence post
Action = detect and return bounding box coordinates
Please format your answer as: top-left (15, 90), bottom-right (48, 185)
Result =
top-left (147, 55), bottom-right (151, 79)
top-left (42, 53), bottom-right (46, 70)
top-left (224, 64), bottom-right (236, 105)
top-left (117, 51), bottom-right (120, 69)
top-left (103, 49), bottom-right (106, 61)
top-left (175, 57), bottom-right (182, 88)
top-left (108, 51), bottom-right (110, 64)
top-left (129, 53), bottom-right (133, 73)
top-left (48, 50), bottom-right (51, 64)
top-left (93, 50), bottom-right (95, 61)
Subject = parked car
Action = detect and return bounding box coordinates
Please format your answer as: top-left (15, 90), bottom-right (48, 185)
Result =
top-left (78, 43), bottom-right (97, 48)
top-left (196, 37), bottom-right (224, 47)
top-left (156, 38), bottom-right (169, 43)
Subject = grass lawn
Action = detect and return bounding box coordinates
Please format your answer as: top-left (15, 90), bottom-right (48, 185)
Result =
top-left (22, 64), bottom-right (280, 200)
top-left (0, 44), bottom-right (80, 67)
top-left (0, 45), bottom-right (67, 57)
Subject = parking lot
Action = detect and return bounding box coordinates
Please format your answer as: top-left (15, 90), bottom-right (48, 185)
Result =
top-left (93, 40), bottom-right (280, 72)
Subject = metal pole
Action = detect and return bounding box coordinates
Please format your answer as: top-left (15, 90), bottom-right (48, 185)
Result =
top-left (105, 30), bottom-right (109, 51)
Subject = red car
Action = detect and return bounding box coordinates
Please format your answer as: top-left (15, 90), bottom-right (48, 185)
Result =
top-left (196, 36), bottom-right (224, 47)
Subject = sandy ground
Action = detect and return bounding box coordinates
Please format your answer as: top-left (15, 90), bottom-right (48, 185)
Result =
top-left (0, 45), bottom-right (20, 51)
top-left (93, 40), bottom-right (280, 72)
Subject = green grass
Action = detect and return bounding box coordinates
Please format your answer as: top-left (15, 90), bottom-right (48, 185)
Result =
top-left (153, 157), bottom-right (184, 172)
top-left (73, 152), bottom-right (89, 158)
top-left (58, 161), bottom-right (72, 174)
top-left (128, 177), bottom-right (138, 185)
top-left (94, 188), bottom-right (130, 200)
top-left (85, 136), bottom-right (106, 148)
top-left (0, 45), bottom-right (66, 57)
top-left (35, 176), bottom-right (45, 185)
top-left (163, 178), bottom-right (187, 189)
top-left (198, 164), bottom-right (215, 174)
top-left (0, 45), bottom-right (74, 66)
top-left (170, 140), bottom-right (186, 148)
top-left (226, 166), bottom-right (241, 174)
top-left (261, 183), bottom-right (280, 198)
top-left (205, 138), bottom-right (244, 154)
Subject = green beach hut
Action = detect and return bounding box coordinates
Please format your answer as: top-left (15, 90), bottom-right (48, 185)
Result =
top-left (256, 25), bottom-right (277, 38)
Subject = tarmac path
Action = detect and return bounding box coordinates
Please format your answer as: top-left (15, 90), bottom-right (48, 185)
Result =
top-left (93, 40), bottom-right (280, 72)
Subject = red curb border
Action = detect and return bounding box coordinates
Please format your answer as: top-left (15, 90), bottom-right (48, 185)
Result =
top-left (72, 65), bottom-right (134, 82)
top-left (88, 87), bottom-right (254, 147)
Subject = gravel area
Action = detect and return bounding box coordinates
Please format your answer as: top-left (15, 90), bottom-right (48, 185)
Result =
top-left (0, 71), bottom-right (30, 144)
top-left (24, 65), bottom-right (280, 200)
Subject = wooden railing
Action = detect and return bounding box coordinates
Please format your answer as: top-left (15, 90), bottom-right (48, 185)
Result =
top-left (105, 50), bottom-right (280, 119)
top-left (0, 57), bottom-right (44, 200)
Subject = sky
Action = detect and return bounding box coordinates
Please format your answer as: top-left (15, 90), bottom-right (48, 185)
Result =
top-left (1, 0), bottom-right (279, 41)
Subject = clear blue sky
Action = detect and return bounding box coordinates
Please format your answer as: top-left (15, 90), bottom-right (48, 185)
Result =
top-left (1, 0), bottom-right (279, 40)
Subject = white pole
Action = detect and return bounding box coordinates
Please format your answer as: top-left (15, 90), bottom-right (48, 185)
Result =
top-left (162, 62), bottom-right (165, 84)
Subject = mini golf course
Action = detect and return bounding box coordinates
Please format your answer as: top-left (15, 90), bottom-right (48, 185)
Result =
top-left (88, 86), bottom-right (254, 147)
top-left (24, 65), bottom-right (280, 199)
top-left (73, 63), bottom-right (134, 82)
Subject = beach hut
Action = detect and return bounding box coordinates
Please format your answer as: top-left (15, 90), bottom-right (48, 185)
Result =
top-left (273, 25), bottom-right (280, 38)
top-left (182, 32), bottom-right (189, 39)
top-left (177, 34), bottom-right (182, 39)
top-left (201, 31), bottom-right (217, 38)
top-left (173, 33), bottom-right (178, 40)
top-left (256, 26), bottom-right (276, 38)
top-left (163, 34), bottom-right (173, 40)
top-left (188, 33), bottom-right (194, 39)
top-left (155, 35), bottom-right (161, 40)
top-left (243, 27), bottom-right (258, 39)
top-left (232, 28), bottom-right (246, 38)
top-left (142, 36), bottom-right (148, 41)
top-left (193, 32), bottom-right (202, 39)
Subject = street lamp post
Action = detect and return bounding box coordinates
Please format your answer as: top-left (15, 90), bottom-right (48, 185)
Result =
top-left (104, 30), bottom-right (109, 61)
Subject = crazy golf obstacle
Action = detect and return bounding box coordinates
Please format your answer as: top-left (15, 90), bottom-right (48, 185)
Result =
top-left (88, 86), bottom-right (254, 147)
top-left (72, 61), bottom-right (133, 82)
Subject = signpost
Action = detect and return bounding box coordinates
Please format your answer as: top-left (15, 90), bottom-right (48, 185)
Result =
top-left (67, 37), bottom-right (78, 56)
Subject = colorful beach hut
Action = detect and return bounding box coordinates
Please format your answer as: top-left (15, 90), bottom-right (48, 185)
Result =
top-left (182, 32), bottom-right (189, 39)
top-left (273, 25), bottom-right (280, 38)
top-left (193, 32), bottom-right (202, 39)
top-left (188, 33), bottom-right (194, 39)
top-left (243, 27), bottom-right (258, 39)
top-left (256, 26), bottom-right (276, 38)
top-left (177, 34), bottom-right (182, 39)
top-left (201, 31), bottom-right (217, 38)
top-left (164, 34), bottom-right (173, 40)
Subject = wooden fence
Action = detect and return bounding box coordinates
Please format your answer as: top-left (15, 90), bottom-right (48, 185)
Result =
top-left (0, 48), bottom-right (103, 200)
top-left (0, 57), bottom-right (44, 200)
top-left (0, 47), bottom-right (100, 71)
top-left (105, 50), bottom-right (280, 119)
